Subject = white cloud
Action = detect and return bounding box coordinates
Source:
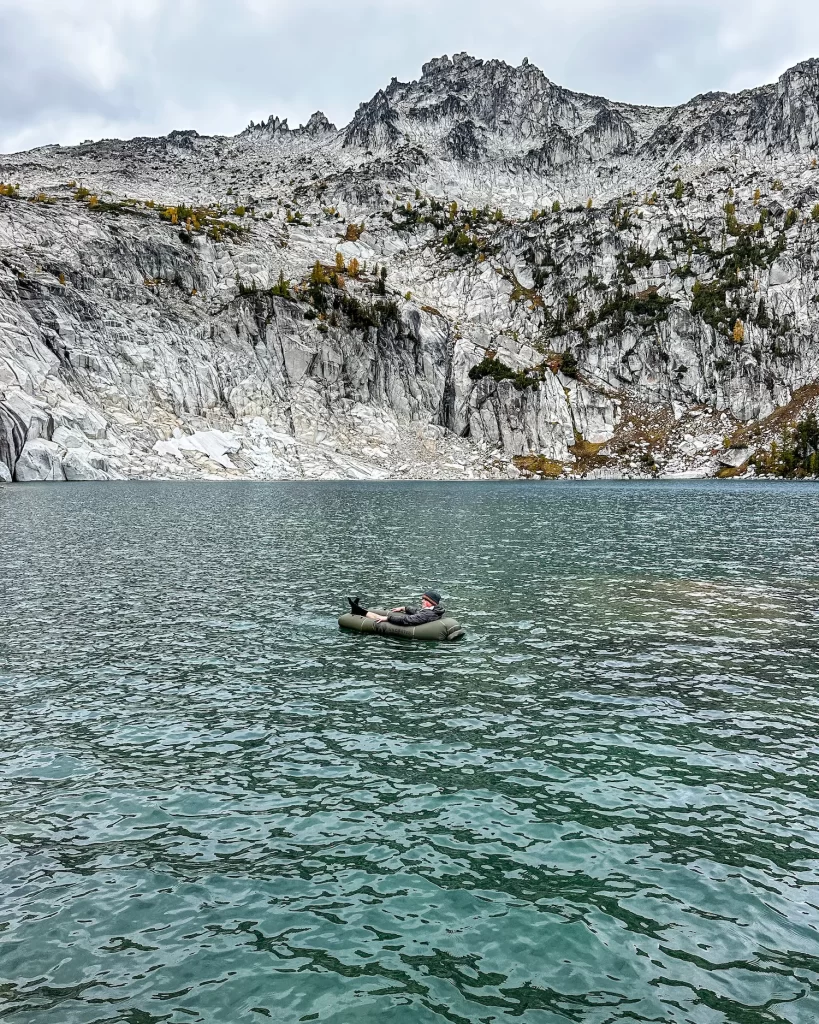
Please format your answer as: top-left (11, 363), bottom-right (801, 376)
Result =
top-left (1, 0), bottom-right (817, 152)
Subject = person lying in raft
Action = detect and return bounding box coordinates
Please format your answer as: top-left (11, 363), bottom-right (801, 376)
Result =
top-left (347, 590), bottom-right (445, 626)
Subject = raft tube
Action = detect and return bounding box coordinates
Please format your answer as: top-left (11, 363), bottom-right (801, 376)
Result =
top-left (338, 610), bottom-right (465, 642)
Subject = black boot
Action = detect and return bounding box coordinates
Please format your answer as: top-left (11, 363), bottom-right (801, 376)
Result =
top-left (347, 596), bottom-right (368, 616)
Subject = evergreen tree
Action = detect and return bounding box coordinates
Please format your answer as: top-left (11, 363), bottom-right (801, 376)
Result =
top-left (271, 271), bottom-right (290, 297)
top-left (755, 298), bottom-right (770, 328)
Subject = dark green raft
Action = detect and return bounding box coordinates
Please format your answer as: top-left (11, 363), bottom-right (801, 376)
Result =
top-left (338, 610), bottom-right (466, 642)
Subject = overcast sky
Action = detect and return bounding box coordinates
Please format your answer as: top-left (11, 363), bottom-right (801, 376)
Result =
top-left (1, 0), bottom-right (817, 153)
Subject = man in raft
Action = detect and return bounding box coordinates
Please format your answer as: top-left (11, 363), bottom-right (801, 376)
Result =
top-left (347, 590), bottom-right (445, 627)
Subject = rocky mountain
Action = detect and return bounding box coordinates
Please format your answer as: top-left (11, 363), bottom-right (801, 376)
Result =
top-left (1, 52), bottom-right (819, 484)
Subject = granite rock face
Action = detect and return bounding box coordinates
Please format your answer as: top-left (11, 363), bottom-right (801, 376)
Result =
top-left (1, 53), bottom-right (818, 483)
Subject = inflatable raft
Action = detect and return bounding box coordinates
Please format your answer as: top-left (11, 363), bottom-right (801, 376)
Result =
top-left (338, 610), bottom-right (465, 642)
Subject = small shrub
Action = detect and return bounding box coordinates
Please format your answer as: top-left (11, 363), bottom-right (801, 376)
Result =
top-left (468, 356), bottom-right (541, 391)
top-left (441, 227), bottom-right (481, 256)
top-left (691, 279), bottom-right (748, 335)
top-left (513, 454), bottom-right (564, 478)
top-left (624, 244), bottom-right (652, 269)
top-left (334, 292), bottom-right (401, 333)
top-left (732, 319), bottom-right (745, 344)
top-left (551, 200), bottom-right (560, 213)
top-left (812, 204), bottom-right (819, 222)
top-left (597, 285), bottom-right (673, 329)
top-left (344, 222), bottom-right (363, 241)
top-left (784, 208), bottom-right (798, 229)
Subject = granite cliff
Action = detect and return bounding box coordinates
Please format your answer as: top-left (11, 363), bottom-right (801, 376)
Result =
top-left (2, 53), bottom-right (818, 483)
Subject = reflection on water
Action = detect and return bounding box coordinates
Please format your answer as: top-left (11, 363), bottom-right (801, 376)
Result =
top-left (1, 480), bottom-right (818, 1024)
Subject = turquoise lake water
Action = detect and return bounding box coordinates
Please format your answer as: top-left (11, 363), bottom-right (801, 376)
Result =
top-left (1, 480), bottom-right (818, 1024)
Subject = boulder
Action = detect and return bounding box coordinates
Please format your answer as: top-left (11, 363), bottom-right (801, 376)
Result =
top-left (769, 257), bottom-right (798, 287)
top-left (14, 440), bottom-right (66, 481)
top-left (52, 425), bottom-right (88, 449)
top-left (718, 447), bottom-right (752, 468)
top-left (52, 402), bottom-right (108, 440)
top-left (61, 449), bottom-right (113, 481)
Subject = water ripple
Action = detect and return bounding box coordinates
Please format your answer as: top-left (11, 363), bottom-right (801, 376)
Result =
top-left (1, 480), bottom-right (818, 1024)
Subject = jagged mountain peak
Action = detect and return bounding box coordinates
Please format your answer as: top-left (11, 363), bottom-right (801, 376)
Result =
top-left (780, 56), bottom-right (819, 79)
top-left (318, 49), bottom-right (819, 189)
top-left (303, 111), bottom-right (336, 134)
top-left (242, 111), bottom-right (337, 138)
top-left (330, 50), bottom-right (659, 178)
top-left (242, 114), bottom-right (289, 135)
top-left (343, 90), bottom-right (400, 150)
